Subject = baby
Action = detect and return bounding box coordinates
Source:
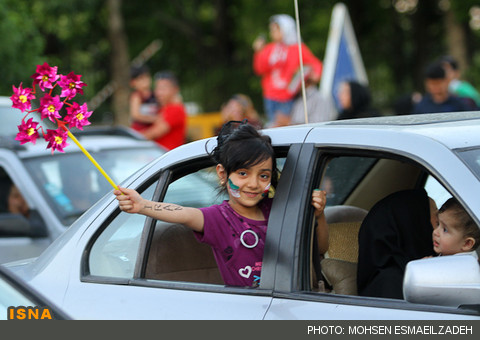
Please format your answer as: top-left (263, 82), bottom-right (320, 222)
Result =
top-left (432, 197), bottom-right (480, 258)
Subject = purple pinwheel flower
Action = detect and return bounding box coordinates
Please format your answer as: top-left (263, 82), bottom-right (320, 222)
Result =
top-left (15, 118), bottom-right (40, 145)
top-left (31, 62), bottom-right (60, 91)
top-left (65, 102), bottom-right (92, 130)
top-left (44, 128), bottom-right (69, 153)
top-left (39, 94), bottom-right (63, 122)
top-left (58, 72), bottom-right (86, 99)
top-left (10, 83), bottom-right (36, 112)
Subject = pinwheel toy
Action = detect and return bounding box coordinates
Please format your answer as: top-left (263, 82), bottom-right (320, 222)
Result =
top-left (10, 62), bottom-right (119, 191)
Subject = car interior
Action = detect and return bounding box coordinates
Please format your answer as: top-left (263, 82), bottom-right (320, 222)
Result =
top-left (309, 151), bottom-right (466, 297)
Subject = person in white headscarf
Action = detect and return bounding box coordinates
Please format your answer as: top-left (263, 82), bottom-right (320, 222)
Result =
top-left (253, 14), bottom-right (323, 127)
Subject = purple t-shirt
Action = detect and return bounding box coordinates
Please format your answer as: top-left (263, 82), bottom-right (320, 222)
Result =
top-left (194, 198), bottom-right (273, 287)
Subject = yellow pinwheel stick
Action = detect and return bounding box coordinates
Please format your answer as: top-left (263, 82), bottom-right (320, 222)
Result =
top-left (64, 128), bottom-right (120, 191)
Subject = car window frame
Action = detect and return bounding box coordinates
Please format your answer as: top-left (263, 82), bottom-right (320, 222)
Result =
top-left (277, 145), bottom-right (480, 317)
top-left (82, 146), bottom-right (292, 296)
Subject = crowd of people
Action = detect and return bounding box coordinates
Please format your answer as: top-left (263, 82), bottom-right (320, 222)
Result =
top-left (129, 13), bottom-right (480, 152)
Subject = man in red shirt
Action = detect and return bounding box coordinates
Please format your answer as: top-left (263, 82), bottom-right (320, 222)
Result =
top-left (141, 71), bottom-right (186, 150)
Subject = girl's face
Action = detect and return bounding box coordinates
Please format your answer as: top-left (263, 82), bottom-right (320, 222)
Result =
top-left (432, 210), bottom-right (468, 255)
top-left (220, 158), bottom-right (273, 210)
top-left (269, 22), bottom-right (283, 43)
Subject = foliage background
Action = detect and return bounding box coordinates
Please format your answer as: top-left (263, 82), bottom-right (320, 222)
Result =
top-left (1, 0), bottom-right (480, 125)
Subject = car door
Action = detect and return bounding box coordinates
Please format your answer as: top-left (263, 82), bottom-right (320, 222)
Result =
top-left (60, 143), bottom-right (295, 319)
top-left (265, 142), bottom-right (480, 320)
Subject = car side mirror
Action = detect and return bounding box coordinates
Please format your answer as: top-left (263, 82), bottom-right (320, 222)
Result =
top-left (0, 211), bottom-right (48, 238)
top-left (403, 255), bottom-right (480, 309)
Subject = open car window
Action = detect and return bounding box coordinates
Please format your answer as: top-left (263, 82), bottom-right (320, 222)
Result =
top-left (86, 153), bottom-right (287, 287)
top-left (304, 150), bottom-right (478, 315)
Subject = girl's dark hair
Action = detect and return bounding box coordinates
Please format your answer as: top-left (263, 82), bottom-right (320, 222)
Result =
top-left (209, 120), bottom-right (278, 190)
top-left (439, 198), bottom-right (480, 250)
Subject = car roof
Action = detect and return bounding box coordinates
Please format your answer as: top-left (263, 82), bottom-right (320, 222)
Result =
top-left (0, 124), bottom-right (164, 159)
top-left (266, 111), bottom-right (480, 150)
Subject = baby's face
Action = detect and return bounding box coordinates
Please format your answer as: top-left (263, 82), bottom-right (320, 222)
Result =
top-left (432, 209), bottom-right (467, 255)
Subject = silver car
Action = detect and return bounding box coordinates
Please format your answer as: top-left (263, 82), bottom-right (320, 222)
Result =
top-left (0, 96), bottom-right (165, 263)
top-left (6, 112), bottom-right (480, 319)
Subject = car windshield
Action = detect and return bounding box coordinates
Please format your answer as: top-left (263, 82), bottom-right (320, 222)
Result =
top-left (23, 147), bottom-right (163, 225)
top-left (456, 147), bottom-right (480, 181)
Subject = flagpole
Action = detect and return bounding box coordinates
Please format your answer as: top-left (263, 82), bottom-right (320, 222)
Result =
top-left (294, 0), bottom-right (308, 124)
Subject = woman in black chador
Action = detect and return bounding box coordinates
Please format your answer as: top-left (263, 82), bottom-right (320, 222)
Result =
top-left (357, 189), bottom-right (436, 299)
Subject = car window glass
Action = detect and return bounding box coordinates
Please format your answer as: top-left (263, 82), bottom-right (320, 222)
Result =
top-left (0, 166), bottom-right (48, 238)
top-left (322, 157), bottom-right (376, 206)
top-left (88, 182), bottom-right (156, 279)
top-left (0, 276), bottom-right (33, 317)
top-left (456, 147), bottom-right (480, 179)
top-left (424, 175), bottom-right (451, 208)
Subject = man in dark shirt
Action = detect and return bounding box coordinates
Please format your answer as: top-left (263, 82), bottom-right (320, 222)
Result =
top-left (412, 61), bottom-right (470, 114)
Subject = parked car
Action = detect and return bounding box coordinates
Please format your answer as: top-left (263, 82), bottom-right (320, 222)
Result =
top-left (0, 265), bottom-right (70, 320)
top-left (0, 96), bottom-right (165, 263)
top-left (5, 112), bottom-right (480, 319)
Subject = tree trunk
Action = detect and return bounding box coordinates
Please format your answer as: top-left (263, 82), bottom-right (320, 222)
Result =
top-left (107, 0), bottom-right (130, 127)
top-left (444, 8), bottom-right (469, 72)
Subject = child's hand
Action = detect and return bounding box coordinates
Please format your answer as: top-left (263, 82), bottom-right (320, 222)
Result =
top-left (311, 189), bottom-right (327, 218)
top-left (114, 186), bottom-right (143, 214)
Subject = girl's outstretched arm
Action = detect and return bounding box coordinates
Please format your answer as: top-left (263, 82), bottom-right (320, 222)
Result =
top-left (312, 189), bottom-right (329, 255)
top-left (114, 186), bottom-right (205, 232)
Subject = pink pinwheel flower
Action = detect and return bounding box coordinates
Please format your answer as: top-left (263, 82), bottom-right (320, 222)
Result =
top-left (15, 118), bottom-right (40, 145)
top-left (10, 83), bottom-right (35, 112)
top-left (39, 94), bottom-right (63, 122)
top-left (44, 128), bottom-right (69, 153)
top-left (58, 72), bottom-right (86, 99)
top-left (64, 102), bottom-right (92, 130)
top-left (31, 62), bottom-right (59, 91)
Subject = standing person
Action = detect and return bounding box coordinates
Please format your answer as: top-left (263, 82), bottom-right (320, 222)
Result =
top-left (252, 14), bottom-right (323, 128)
top-left (141, 71), bottom-right (186, 150)
top-left (336, 80), bottom-right (379, 120)
top-left (411, 61), bottom-right (470, 114)
top-left (215, 94), bottom-right (263, 134)
top-left (129, 65), bottom-right (158, 133)
top-left (432, 197), bottom-right (479, 259)
top-left (440, 55), bottom-right (480, 110)
top-left (290, 78), bottom-right (337, 124)
top-left (115, 121), bottom-right (328, 287)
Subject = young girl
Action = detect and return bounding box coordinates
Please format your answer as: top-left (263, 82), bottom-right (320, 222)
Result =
top-left (115, 121), bottom-right (328, 287)
top-left (252, 14), bottom-right (323, 128)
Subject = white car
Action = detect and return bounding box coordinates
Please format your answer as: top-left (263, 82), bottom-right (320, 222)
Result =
top-left (6, 112), bottom-right (480, 319)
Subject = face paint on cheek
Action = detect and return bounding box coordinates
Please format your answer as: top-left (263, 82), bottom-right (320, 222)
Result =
top-left (228, 178), bottom-right (241, 198)
top-left (262, 183), bottom-right (271, 197)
